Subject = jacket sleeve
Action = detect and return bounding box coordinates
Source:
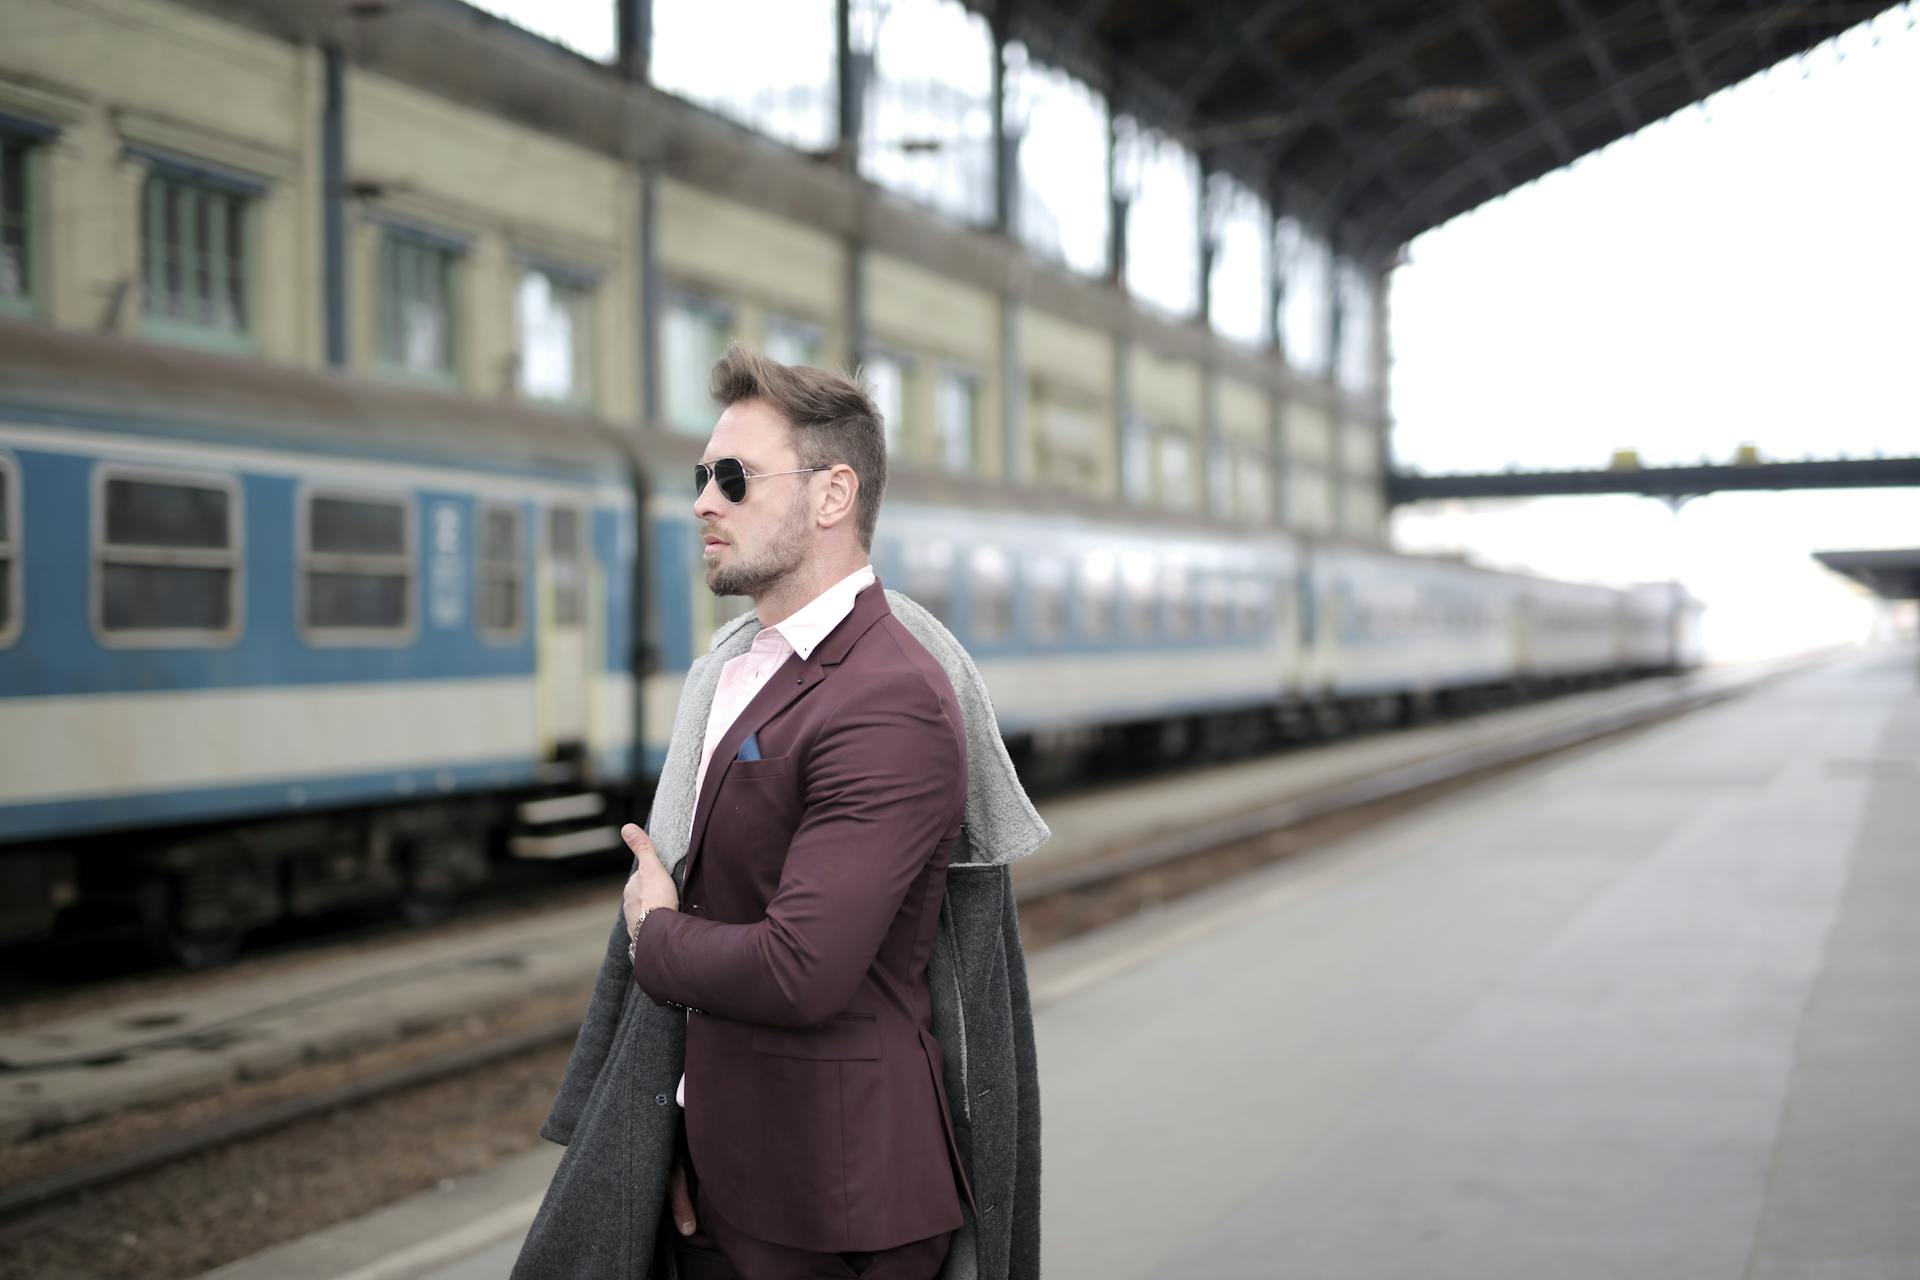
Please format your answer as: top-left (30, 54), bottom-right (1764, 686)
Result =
top-left (631, 668), bottom-right (964, 1027)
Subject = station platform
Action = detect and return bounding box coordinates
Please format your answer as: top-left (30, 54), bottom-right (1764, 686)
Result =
top-left (199, 646), bottom-right (1920, 1279)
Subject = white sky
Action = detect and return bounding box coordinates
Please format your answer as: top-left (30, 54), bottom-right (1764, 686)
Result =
top-left (470, 0), bottom-right (1918, 658)
top-left (1390, 6), bottom-right (1920, 659)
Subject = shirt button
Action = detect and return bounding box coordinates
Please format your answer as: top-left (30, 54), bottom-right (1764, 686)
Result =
top-left (654, 1093), bottom-right (670, 1106)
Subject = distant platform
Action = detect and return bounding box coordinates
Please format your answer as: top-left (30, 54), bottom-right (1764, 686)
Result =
top-left (1036, 647), bottom-right (1920, 1278)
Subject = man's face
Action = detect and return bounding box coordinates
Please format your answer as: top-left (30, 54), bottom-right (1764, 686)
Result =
top-left (695, 399), bottom-right (816, 600)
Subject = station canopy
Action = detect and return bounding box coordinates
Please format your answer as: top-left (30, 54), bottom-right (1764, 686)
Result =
top-left (972, 0), bottom-right (1894, 251)
top-left (1814, 549), bottom-right (1920, 600)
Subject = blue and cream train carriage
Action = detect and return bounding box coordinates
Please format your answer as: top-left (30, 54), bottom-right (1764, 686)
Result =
top-left (0, 322), bottom-right (1699, 961)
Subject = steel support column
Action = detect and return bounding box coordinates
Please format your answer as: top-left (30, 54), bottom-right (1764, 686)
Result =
top-left (617, 0), bottom-right (650, 84)
top-left (322, 46), bottom-right (347, 369)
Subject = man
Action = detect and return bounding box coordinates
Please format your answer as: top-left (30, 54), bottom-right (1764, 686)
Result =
top-left (539, 346), bottom-right (983, 1279)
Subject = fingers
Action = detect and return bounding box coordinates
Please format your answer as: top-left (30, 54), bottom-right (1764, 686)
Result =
top-left (670, 1160), bottom-right (697, 1236)
top-left (623, 823), bottom-right (677, 879)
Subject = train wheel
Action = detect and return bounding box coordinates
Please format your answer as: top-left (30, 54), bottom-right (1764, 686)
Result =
top-left (139, 879), bottom-right (244, 970)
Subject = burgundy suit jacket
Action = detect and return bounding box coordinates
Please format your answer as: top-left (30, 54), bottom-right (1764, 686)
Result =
top-left (630, 581), bottom-right (974, 1253)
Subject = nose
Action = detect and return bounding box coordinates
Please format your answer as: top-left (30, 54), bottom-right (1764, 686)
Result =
top-left (694, 470), bottom-right (725, 521)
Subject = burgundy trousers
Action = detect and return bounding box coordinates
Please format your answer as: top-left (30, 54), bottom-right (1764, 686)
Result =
top-left (672, 1150), bottom-right (952, 1280)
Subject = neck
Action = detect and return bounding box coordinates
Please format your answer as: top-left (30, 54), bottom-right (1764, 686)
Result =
top-left (753, 549), bottom-right (871, 628)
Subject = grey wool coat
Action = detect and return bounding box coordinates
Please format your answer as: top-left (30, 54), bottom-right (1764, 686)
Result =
top-left (512, 590), bottom-right (1048, 1280)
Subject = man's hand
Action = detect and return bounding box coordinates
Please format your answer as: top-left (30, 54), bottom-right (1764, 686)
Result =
top-left (621, 824), bottom-right (680, 936)
top-left (670, 1159), bottom-right (696, 1235)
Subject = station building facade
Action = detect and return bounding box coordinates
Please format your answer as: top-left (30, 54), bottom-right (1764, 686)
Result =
top-left (0, 0), bottom-right (1391, 542)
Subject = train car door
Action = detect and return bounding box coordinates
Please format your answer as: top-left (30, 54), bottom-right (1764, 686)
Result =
top-left (536, 504), bottom-right (592, 756)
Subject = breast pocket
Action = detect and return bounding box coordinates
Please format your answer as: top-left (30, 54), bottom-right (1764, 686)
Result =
top-left (752, 1013), bottom-right (881, 1061)
top-left (726, 755), bottom-right (789, 781)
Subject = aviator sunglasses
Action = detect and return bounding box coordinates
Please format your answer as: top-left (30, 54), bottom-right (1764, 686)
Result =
top-left (695, 457), bottom-right (830, 504)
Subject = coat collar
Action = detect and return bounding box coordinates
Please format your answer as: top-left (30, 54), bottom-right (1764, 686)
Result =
top-left (681, 581), bottom-right (893, 884)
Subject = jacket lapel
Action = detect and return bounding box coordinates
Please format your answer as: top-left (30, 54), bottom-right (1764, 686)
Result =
top-left (680, 582), bottom-right (893, 885)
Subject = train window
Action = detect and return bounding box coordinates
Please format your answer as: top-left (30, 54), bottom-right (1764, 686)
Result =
top-left (96, 470), bottom-right (240, 641)
top-left (302, 491), bottom-right (413, 639)
top-left (1120, 554), bottom-right (1157, 640)
top-left (968, 546), bottom-right (1013, 643)
top-left (1078, 551), bottom-right (1117, 641)
top-left (0, 455), bottom-right (15, 643)
top-left (1027, 558), bottom-right (1069, 645)
top-left (1201, 576), bottom-right (1234, 640)
top-left (476, 503), bottom-right (523, 640)
top-left (1162, 565), bottom-right (1192, 640)
top-left (701, 590), bottom-right (752, 646)
top-left (902, 540), bottom-right (955, 626)
top-left (1235, 579), bottom-right (1269, 638)
top-left (547, 507), bottom-right (584, 627)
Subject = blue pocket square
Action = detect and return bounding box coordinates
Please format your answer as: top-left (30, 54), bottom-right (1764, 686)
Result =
top-left (735, 733), bottom-right (762, 762)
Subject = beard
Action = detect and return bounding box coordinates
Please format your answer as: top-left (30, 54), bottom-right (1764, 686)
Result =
top-left (704, 486), bottom-right (812, 600)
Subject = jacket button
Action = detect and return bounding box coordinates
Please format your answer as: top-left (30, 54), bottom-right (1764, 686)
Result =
top-left (654, 1093), bottom-right (669, 1106)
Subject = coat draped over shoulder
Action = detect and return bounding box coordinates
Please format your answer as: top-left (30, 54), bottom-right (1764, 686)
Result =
top-left (513, 591), bottom-right (1047, 1280)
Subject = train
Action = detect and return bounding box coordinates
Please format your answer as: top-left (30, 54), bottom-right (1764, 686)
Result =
top-left (0, 320), bottom-right (1702, 963)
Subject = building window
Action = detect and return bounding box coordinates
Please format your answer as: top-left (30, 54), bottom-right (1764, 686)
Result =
top-left (141, 170), bottom-right (251, 346)
top-left (518, 268), bottom-right (594, 405)
top-left (547, 506), bottom-right (585, 627)
top-left (865, 352), bottom-right (908, 455)
top-left (0, 133), bottom-right (39, 317)
top-left (0, 455), bottom-right (17, 644)
top-left (378, 230), bottom-right (460, 382)
top-left (968, 545), bottom-right (1012, 643)
top-left (1158, 433), bottom-right (1195, 510)
top-left (1122, 416), bottom-right (1151, 504)
top-left (303, 491), bottom-right (413, 641)
top-left (1234, 451), bottom-right (1272, 522)
top-left (664, 292), bottom-right (733, 435)
top-left (476, 503), bottom-right (523, 640)
top-left (96, 470), bottom-right (240, 643)
top-left (934, 368), bottom-right (977, 472)
top-left (764, 316), bottom-right (826, 369)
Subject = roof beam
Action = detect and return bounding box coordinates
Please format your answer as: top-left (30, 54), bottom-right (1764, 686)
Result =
top-left (1457, 0), bottom-right (1578, 165)
top-left (1374, 1), bottom-right (1885, 250)
top-left (1173, 0), bottom-right (1315, 107)
top-left (1194, 4), bottom-right (1423, 210)
top-left (1551, 0), bottom-right (1642, 133)
top-left (1054, 0), bottom-right (1118, 65)
top-left (1655, 0), bottom-right (1714, 103)
top-left (1321, 1), bottom-right (1513, 214)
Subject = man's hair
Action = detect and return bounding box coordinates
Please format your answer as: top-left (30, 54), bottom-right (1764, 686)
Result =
top-left (708, 342), bottom-right (888, 549)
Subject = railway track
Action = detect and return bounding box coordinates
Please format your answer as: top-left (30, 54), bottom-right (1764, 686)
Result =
top-left (0, 661), bottom-right (1797, 1277)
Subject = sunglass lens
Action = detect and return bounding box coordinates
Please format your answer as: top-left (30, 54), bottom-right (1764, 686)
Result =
top-left (714, 458), bottom-right (749, 503)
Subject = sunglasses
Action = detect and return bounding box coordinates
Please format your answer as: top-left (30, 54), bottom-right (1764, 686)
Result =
top-left (695, 458), bottom-right (831, 504)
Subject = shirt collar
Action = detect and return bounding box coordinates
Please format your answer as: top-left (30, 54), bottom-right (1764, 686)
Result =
top-left (765, 564), bottom-right (875, 662)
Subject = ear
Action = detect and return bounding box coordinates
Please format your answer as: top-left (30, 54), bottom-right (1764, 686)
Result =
top-left (816, 463), bottom-right (860, 532)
